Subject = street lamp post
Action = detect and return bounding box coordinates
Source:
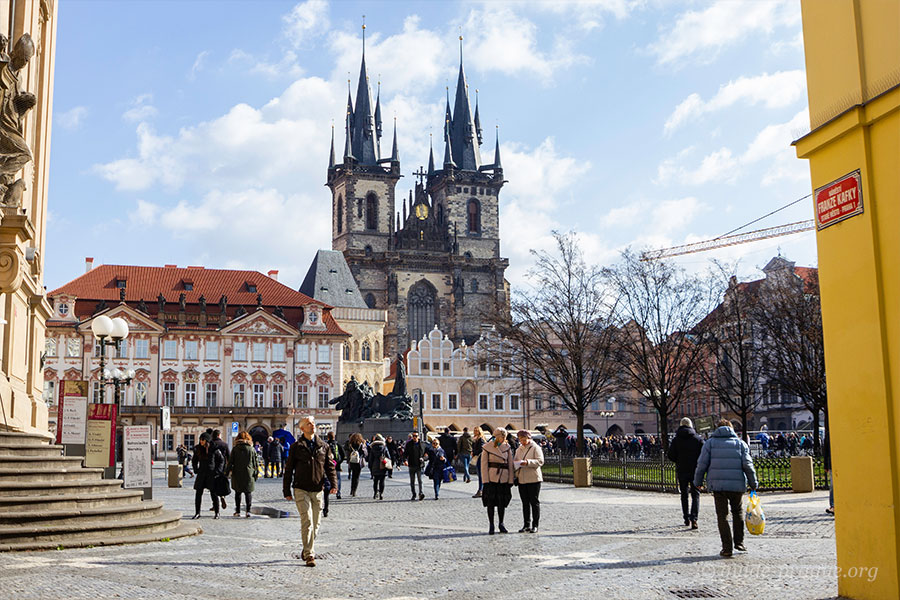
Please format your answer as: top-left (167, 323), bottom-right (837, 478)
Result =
top-left (600, 411), bottom-right (615, 436)
top-left (91, 315), bottom-right (135, 478)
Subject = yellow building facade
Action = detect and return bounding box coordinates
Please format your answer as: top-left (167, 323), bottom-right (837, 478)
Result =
top-left (794, 1), bottom-right (900, 598)
top-left (0, 0), bottom-right (56, 434)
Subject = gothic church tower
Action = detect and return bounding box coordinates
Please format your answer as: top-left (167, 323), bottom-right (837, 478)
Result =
top-left (326, 32), bottom-right (508, 359)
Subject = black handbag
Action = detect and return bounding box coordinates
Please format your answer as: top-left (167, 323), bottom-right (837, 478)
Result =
top-left (214, 474), bottom-right (231, 496)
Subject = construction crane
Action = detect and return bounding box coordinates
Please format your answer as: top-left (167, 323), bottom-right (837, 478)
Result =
top-left (641, 219), bottom-right (815, 261)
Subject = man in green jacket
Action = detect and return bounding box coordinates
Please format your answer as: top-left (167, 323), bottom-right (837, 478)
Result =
top-left (457, 428), bottom-right (474, 483)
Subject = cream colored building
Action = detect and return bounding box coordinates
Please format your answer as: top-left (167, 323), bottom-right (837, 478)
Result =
top-left (406, 326), bottom-right (526, 433)
top-left (0, 0), bottom-right (57, 434)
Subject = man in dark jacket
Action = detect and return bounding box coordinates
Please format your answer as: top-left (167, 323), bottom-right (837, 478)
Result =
top-left (457, 428), bottom-right (474, 483)
top-left (404, 431), bottom-right (427, 501)
top-left (268, 436), bottom-right (284, 477)
top-left (438, 430), bottom-right (457, 466)
top-left (284, 416), bottom-right (337, 567)
top-left (694, 419), bottom-right (758, 558)
top-left (668, 417), bottom-right (704, 529)
top-left (210, 430), bottom-right (230, 510)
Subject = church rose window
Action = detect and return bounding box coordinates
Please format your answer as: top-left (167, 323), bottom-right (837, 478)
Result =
top-left (408, 280), bottom-right (437, 345)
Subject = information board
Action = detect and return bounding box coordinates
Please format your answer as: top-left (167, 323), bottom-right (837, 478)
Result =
top-left (123, 425), bottom-right (152, 489)
top-left (56, 380), bottom-right (89, 445)
top-left (85, 403), bottom-right (117, 468)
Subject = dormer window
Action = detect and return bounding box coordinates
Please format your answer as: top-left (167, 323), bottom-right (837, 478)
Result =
top-left (58, 303), bottom-right (69, 316)
top-left (116, 280), bottom-right (126, 289)
top-left (182, 279), bottom-right (194, 291)
top-left (246, 283), bottom-right (257, 293)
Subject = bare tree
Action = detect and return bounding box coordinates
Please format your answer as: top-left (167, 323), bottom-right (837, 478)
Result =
top-left (476, 231), bottom-right (619, 456)
top-left (696, 263), bottom-right (767, 442)
top-left (603, 250), bottom-right (716, 453)
top-left (753, 267), bottom-right (827, 453)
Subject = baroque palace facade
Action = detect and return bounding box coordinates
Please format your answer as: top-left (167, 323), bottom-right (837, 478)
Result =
top-left (43, 263), bottom-right (350, 454)
top-left (327, 36), bottom-right (509, 359)
top-left (0, 0), bottom-right (57, 434)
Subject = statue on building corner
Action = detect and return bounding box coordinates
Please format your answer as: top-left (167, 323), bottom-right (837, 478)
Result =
top-left (0, 33), bottom-right (35, 208)
top-left (137, 298), bottom-right (148, 314)
top-left (198, 295), bottom-right (206, 313)
top-left (157, 293), bottom-right (166, 313)
top-left (178, 293), bottom-right (186, 312)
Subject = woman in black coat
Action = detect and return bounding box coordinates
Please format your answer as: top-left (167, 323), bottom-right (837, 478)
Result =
top-left (191, 432), bottom-right (225, 519)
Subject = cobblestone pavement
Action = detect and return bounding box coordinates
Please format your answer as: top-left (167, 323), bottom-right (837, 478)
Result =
top-left (0, 468), bottom-right (843, 600)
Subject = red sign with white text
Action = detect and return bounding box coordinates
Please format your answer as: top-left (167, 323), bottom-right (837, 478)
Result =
top-left (815, 170), bottom-right (863, 230)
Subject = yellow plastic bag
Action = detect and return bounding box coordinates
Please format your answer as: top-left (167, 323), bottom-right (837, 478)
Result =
top-left (745, 491), bottom-right (765, 535)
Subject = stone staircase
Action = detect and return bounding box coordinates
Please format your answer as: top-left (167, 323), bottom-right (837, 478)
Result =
top-left (0, 430), bottom-right (201, 551)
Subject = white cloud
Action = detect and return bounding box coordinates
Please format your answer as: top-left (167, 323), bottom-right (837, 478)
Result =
top-left (664, 70), bottom-right (806, 134)
top-left (283, 0), bottom-right (330, 48)
top-left (189, 50), bottom-right (209, 81)
top-left (536, 0), bottom-right (639, 31)
top-left (122, 94), bottom-right (158, 122)
top-left (132, 199), bottom-right (158, 225)
top-left (657, 147), bottom-right (739, 186)
top-left (461, 7), bottom-right (589, 82)
top-left (56, 106), bottom-right (87, 130)
top-left (649, 0), bottom-right (801, 66)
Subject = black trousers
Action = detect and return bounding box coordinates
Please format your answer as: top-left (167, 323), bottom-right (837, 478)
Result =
top-left (518, 482), bottom-right (541, 527)
top-left (373, 472), bottom-right (387, 495)
top-left (348, 463), bottom-right (362, 495)
top-left (678, 473), bottom-right (700, 521)
top-left (195, 488), bottom-right (218, 514)
top-left (234, 491), bottom-right (252, 513)
top-left (713, 491), bottom-right (744, 552)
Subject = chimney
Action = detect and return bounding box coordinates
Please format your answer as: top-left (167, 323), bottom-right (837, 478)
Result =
top-left (268, 270), bottom-right (279, 281)
top-left (85, 257), bottom-right (94, 273)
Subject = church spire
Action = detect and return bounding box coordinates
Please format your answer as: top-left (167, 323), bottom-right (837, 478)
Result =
top-left (474, 89), bottom-right (483, 146)
top-left (374, 78), bottom-right (383, 140)
top-left (390, 117), bottom-right (399, 163)
top-left (493, 125), bottom-right (502, 170)
top-left (443, 121), bottom-right (456, 168)
top-left (328, 123), bottom-right (336, 169)
top-left (349, 19), bottom-right (378, 165)
top-left (427, 133), bottom-right (435, 178)
top-left (448, 33), bottom-right (482, 171)
top-left (343, 110), bottom-right (354, 162)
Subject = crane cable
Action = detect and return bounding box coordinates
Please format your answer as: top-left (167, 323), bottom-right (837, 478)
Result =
top-left (715, 193), bottom-right (812, 240)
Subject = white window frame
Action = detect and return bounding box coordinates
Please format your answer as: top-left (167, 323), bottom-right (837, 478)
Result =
top-left (233, 383), bottom-right (245, 407)
top-left (431, 393), bottom-right (441, 411)
top-left (184, 382), bottom-right (197, 407)
top-left (510, 394), bottom-right (520, 412)
top-left (66, 338), bottom-right (82, 357)
top-left (163, 340), bottom-right (177, 360)
top-left (205, 383), bottom-right (218, 407)
top-left (184, 340), bottom-right (198, 361)
top-left (317, 344), bottom-right (330, 364)
top-left (296, 344), bottom-right (309, 363)
top-left (44, 338), bottom-right (57, 357)
top-left (205, 340), bottom-right (219, 361)
top-left (163, 382), bottom-right (176, 406)
top-left (252, 383), bottom-right (265, 407)
top-left (233, 342), bottom-right (247, 361)
top-left (448, 393), bottom-right (458, 411)
top-left (478, 394), bottom-right (489, 411)
top-left (317, 385), bottom-right (330, 409)
top-left (134, 338), bottom-right (149, 359)
top-left (272, 343), bottom-right (285, 362)
top-left (297, 384), bottom-right (309, 409)
top-left (272, 383), bottom-right (284, 408)
top-left (135, 381), bottom-right (148, 406)
top-left (252, 342), bottom-right (266, 362)
top-left (494, 394), bottom-right (504, 411)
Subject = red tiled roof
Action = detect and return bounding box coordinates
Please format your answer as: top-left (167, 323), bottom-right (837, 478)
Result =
top-left (50, 264), bottom-right (322, 308)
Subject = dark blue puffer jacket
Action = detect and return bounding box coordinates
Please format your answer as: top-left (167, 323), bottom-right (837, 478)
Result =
top-left (693, 426), bottom-right (758, 492)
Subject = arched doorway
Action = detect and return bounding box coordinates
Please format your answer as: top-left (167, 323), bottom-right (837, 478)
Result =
top-left (248, 425), bottom-right (269, 445)
top-left (605, 424), bottom-right (624, 437)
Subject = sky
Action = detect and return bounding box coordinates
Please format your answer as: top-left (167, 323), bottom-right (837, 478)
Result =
top-left (46, 0), bottom-right (817, 293)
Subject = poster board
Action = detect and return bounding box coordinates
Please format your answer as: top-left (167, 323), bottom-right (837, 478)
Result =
top-left (85, 403), bottom-right (117, 468)
top-left (56, 381), bottom-right (89, 445)
top-left (123, 425), bottom-right (152, 489)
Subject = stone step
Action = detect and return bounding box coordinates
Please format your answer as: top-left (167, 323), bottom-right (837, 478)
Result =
top-left (0, 501), bottom-right (165, 525)
top-left (0, 431), bottom-right (53, 447)
top-left (0, 478), bottom-right (123, 497)
top-left (0, 455), bottom-right (84, 469)
top-left (0, 509), bottom-right (185, 544)
top-left (0, 467), bottom-right (104, 482)
top-left (0, 520), bottom-right (202, 552)
top-left (0, 444), bottom-right (64, 457)
top-left (0, 489), bottom-right (144, 513)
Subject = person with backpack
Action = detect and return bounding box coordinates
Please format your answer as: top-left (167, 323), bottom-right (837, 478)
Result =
top-left (325, 431), bottom-right (344, 500)
top-left (346, 432), bottom-right (367, 497)
top-left (668, 417), bottom-right (704, 529)
top-left (368, 434), bottom-right (391, 500)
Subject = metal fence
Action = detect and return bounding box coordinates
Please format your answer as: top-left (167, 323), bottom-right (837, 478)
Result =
top-left (541, 453), bottom-right (828, 492)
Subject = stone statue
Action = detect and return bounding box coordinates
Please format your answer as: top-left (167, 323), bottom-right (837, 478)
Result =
top-left (452, 268), bottom-right (465, 306)
top-left (394, 354), bottom-right (407, 398)
top-left (256, 293), bottom-right (263, 308)
top-left (274, 306), bottom-right (285, 320)
top-left (157, 293), bottom-right (166, 313)
top-left (198, 295), bottom-right (206, 313)
top-left (218, 294), bottom-right (227, 313)
top-left (178, 293), bottom-right (186, 312)
top-left (93, 299), bottom-right (107, 315)
top-left (119, 287), bottom-right (126, 302)
top-left (235, 305), bottom-right (247, 318)
top-left (0, 34), bottom-right (35, 206)
top-left (330, 359), bottom-right (414, 423)
top-left (137, 298), bottom-right (148, 314)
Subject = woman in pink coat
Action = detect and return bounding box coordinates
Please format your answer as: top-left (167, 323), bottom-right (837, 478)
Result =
top-left (480, 428), bottom-right (515, 534)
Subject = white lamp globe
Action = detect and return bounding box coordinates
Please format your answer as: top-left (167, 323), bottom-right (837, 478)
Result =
top-left (91, 315), bottom-right (113, 338)
top-left (103, 368), bottom-right (112, 379)
top-left (110, 317), bottom-right (129, 339)
top-left (127, 369), bottom-right (136, 379)
top-left (113, 368), bottom-right (123, 379)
